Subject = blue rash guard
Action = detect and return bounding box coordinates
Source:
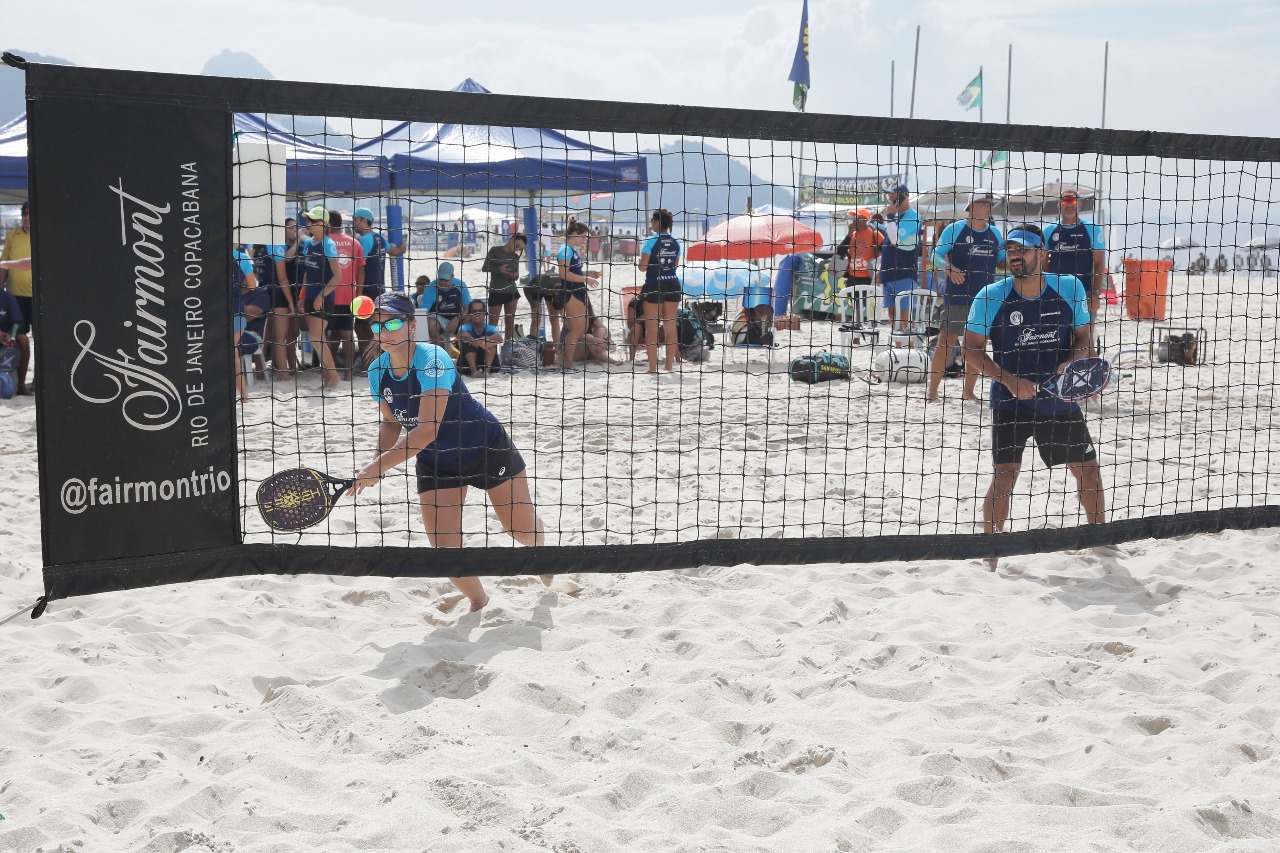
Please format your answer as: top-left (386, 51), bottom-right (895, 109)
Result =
top-left (931, 221), bottom-right (1005, 305)
top-left (368, 343), bottom-right (506, 471)
top-left (876, 208), bottom-right (922, 282)
top-left (296, 236), bottom-right (339, 302)
top-left (641, 233), bottom-right (681, 286)
top-left (557, 243), bottom-right (588, 299)
top-left (966, 273), bottom-right (1090, 416)
top-left (357, 231), bottom-right (390, 296)
top-left (1044, 220), bottom-right (1104, 293)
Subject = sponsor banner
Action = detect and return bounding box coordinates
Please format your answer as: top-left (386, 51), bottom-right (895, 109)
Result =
top-left (31, 98), bottom-right (237, 566)
top-left (800, 173), bottom-right (902, 207)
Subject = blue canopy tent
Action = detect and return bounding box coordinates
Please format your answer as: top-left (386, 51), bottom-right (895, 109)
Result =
top-left (231, 113), bottom-right (389, 197)
top-left (0, 113), bottom-right (28, 204)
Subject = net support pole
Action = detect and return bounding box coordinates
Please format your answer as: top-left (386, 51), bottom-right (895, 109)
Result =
top-left (386, 202), bottom-right (405, 292)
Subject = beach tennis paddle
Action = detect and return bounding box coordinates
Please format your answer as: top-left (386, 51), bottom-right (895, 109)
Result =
top-left (257, 468), bottom-right (354, 532)
top-left (1042, 356), bottom-right (1112, 402)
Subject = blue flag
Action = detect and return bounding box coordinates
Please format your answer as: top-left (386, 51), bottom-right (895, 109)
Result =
top-left (788, 0), bottom-right (810, 112)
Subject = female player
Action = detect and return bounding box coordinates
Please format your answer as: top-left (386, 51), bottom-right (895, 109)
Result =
top-left (286, 205), bottom-right (342, 390)
top-left (351, 293), bottom-right (548, 611)
top-left (556, 221), bottom-right (600, 370)
top-left (636, 208), bottom-right (682, 373)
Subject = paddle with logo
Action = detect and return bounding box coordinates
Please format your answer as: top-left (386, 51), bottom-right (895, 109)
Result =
top-left (256, 468), bottom-right (354, 531)
top-left (1042, 356), bottom-right (1112, 402)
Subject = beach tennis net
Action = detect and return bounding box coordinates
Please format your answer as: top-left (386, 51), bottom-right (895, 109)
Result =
top-left (25, 60), bottom-right (1280, 600)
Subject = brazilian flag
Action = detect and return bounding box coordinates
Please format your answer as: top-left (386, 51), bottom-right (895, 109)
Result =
top-left (957, 71), bottom-right (983, 111)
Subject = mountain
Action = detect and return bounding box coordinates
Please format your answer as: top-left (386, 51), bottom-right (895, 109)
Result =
top-left (201, 50), bottom-right (347, 149)
top-left (578, 140), bottom-right (796, 224)
top-left (0, 50), bottom-right (75, 123)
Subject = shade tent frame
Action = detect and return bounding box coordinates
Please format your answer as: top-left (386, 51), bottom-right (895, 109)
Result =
top-left (0, 113), bottom-right (29, 203)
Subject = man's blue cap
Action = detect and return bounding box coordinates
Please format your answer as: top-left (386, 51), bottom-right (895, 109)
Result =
top-left (374, 292), bottom-right (415, 316)
top-left (1006, 228), bottom-right (1044, 248)
top-left (890, 183), bottom-right (910, 195)
top-left (353, 207), bottom-right (375, 223)
top-left (437, 261), bottom-right (455, 280)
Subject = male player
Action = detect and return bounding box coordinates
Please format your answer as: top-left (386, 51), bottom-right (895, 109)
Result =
top-left (1044, 186), bottom-right (1106, 323)
top-left (927, 189), bottom-right (1004, 402)
top-left (963, 223), bottom-right (1105, 567)
top-left (873, 183), bottom-right (922, 334)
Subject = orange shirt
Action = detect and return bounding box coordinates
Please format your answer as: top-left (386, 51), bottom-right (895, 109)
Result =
top-left (847, 228), bottom-right (884, 277)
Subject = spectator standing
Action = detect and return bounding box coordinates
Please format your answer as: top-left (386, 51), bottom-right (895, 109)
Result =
top-left (327, 210), bottom-right (366, 381)
top-left (556, 222), bottom-right (601, 370)
top-left (482, 232), bottom-right (526, 342)
top-left (834, 208), bottom-right (885, 294)
top-left (0, 200), bottom-right (33, 394)
top-left (873, 183), bottom-right (923, 333)
top-left (232, 247), bottom-right (262, 401)
top-left (253, 235), bottom-right (294, 379)
top-left (414, 262), bottom-right (472, 345)
top-left (1044, 186), bottom-right (1106, 324)
top-left (286, 205), bottom-right (343, 390)
top-left (352, 207), bottom-right (406, 362)
top-left (636, 209), bottom-right (682, 373)
top-left (926, 189), bottom-right (1005, 402)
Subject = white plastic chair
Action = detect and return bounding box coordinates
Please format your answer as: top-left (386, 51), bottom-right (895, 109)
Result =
top-left (892, 288), bottom-right (941, 350)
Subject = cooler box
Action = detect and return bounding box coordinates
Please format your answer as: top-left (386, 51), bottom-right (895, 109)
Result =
top-left (1123, 258), bottom-right (1171, 320)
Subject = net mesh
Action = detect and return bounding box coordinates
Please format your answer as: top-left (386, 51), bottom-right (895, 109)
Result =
top-left (227, 101), bottom-right (1280, 561)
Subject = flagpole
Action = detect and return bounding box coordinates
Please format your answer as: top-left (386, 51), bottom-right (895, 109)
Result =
top-left (890, 60), bottom-right (895, 118)
top-left (979, 66), bottom-right (984, 123)
top-left (908, 25), bottom-right (920, 188)
top-left (1004, 46), bottom-right (1012, 233)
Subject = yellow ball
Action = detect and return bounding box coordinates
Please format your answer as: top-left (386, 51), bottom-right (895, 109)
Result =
top-left (352, 295), bottom-right (375, 320)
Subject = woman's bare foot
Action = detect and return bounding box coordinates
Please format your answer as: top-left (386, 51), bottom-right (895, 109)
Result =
top-left (469, 593), bottom-right (490, 612)
top-left (539, 575), bottom-right (554, 586)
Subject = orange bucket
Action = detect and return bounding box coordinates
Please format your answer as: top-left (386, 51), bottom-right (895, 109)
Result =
top-left (1122, 259), bottom-right (1171, 320)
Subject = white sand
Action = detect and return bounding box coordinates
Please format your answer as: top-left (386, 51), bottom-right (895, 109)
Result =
top-left (2, 264), bottom-right (1279, 851)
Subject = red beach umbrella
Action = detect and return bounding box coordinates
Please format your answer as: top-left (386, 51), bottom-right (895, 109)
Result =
top-left (685, 212), bottom-right (824, 262)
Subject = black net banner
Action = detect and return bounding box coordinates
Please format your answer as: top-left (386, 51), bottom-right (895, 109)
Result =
top-left (22, 61), bottom-right (1280, 605)
top-left (29, 92), bottom-right (236, 598)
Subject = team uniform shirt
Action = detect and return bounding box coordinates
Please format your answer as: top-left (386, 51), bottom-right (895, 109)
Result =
top-left (876, 208), bottom-right (922, 282)
top-left (966, 274), bottom-right (1090, 417)
top-left (0, 288), bottom-right (23, 333)
top-left (328, 231), bottom-right (366, 306)
top-left (368, 343), bottom-right (504, 471)
top-left (459, 322), bottom-right (501, 338)
top-left (640, 233), bottom-right (681, 289)
top-left (556, 243), bottom-right (589, 298)
top-left (1044, 220), bottom-right (1105, 293)
top-left (251, 245), bottom-right (287, 287)
top-left (296, 235), bottom-right (340, 301)
top-left (357, 231), bottom-right (390, 296)
top-left (0, 227), bottom-right (32, 297)
top-left (231, 248), bottom-right (255, 315)
top-left (931, 221), bottom-right (1006, 305)
top-left (416, 281), bottom-right (473, 320)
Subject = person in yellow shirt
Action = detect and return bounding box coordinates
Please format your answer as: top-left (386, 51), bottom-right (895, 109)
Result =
top-left (0, 200), bottom-right (32, 395)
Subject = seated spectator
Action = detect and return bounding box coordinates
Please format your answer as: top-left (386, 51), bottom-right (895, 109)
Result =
top-left (564, 296), bottom-right (624, 367)
top-left (414, 261), bottom-right (471, 344)
top-left (624, 292), bottom-right (668, 363)
top-left (455, 300), bottom-right (503, 376)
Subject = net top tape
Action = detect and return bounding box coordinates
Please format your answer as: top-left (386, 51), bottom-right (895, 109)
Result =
top-left (23, 62), bottom-right (1280, 162)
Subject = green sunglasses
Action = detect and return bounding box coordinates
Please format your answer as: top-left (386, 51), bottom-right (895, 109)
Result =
top-left (370, 317), bottom-right (408, 334)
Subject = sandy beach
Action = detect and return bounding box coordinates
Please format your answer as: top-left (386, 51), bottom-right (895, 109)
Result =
top-left (2, 261), bottom-right (1279, 851)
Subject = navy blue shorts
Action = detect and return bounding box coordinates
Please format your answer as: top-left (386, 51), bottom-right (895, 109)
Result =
top-left (991, 407), bottom-right (1096, 467)
top-left (642, 279), bottom-right (682, 304)
top-left (416, 432), bottom-right (526, 493)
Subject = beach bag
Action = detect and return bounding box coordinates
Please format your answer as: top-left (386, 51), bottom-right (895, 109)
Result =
top-left (0, 344), bottom-right (17, 399)
top-left (676, 307), bottom-right (714, 360)
top-left (789, 351), bottom-right (851, 384)
top-left (500, 337), bottom-right (540, 369)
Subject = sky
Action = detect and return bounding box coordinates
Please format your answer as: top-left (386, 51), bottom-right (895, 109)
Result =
top-left (4, 0), bottom-right (1278, 138)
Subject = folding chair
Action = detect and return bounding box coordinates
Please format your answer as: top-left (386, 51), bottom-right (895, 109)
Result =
top-left (892, 288), bottom-right (942, 350)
